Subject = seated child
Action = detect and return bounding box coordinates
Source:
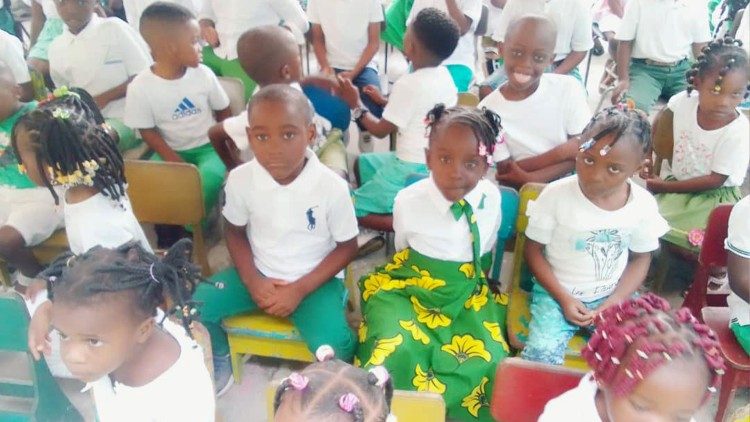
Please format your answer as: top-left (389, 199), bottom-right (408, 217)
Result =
top-left (125, 2), bottom-right (231, 218)
top-left (48, 0), bottom-right (151, 152)
top-left (478, 15), bottom-right (592, 189)
top-left (195, 85), bottom-right (359, 395)
top-left (339, 7), bottom-right (462, 230)
top-left (27, 0), bottom-right (64, 80)
top-left (727, 196), bottom-right (750, 355)
top-left (1, 30), bottom-right (34, 101)
top-left (356, 105), bottom-right (510, 421)
top-left (522, 106), bottom-right (669, 366)
top-left (539, 294), bottom-right (725, 421)
top-left (274, 345), bottom-right (394, 421)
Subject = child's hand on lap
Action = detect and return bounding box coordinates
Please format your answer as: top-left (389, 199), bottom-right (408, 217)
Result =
top-left (362, 85), bottom-right (386, 107)
top-left (495, 160), bottom-right (529, 187)
top-left (561, 296), bottom-right (594, 327)
top-left (28, 302), bottom-right (53, 361)
top-left (248, 280), bottom-right (278, 310)
top-left (264, 281), bottom-right (304, 318)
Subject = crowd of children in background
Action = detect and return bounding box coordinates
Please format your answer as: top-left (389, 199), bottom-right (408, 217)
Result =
top-left (0, 0), bottom-right (749, 420)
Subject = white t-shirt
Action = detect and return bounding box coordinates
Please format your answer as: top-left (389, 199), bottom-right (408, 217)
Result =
top-left (544, 0), bottom-right (594, 61)
top-left (727, 196), bottom-right (750, 327)
top-left (199, 0), bottom-right (309, 60)
top-left (122, 0), bottom-right (198, 32)
top-left (394, 176), bottom-right (501, 262)
top-left (526, 176), bottom-right (669, 301)
top-left (307, 0), bottom-right (384, 71)
top-left (491, 0), bottom-right (543, 43)
top-left (666, 91), bottom-right (750, 187)
top-left (407, 0), bottom-right (482, 70)
top-left (478, 73), bottom-right (591, 161)
top-left (615, 0), bottom-right (711, 63)
top-left (64, 192), bottom-right (152, 255)
top-left (222, 149), bottom-right (358, 281)
top-left (125, 65), bottom-right (230, 151)
top-left (87, 316), bottom-right (215, 422)
top-left (48, 15), bottom-right (151, 120)
top-left (0, 30), bottom-right (31, 84)
top-left (382, 66), bottom-right (458, 163)
top-left (33, 0), bottom-right (58, 19)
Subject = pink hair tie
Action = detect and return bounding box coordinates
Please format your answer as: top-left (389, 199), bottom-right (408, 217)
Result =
top-left (287, 372), bottom-right (309, 390)
top-left (369, 366), bottom-right (390, 387)
top-left (339, 393), bottom-right (359, 413)
top-left (315, 345), bottom-right (335, 362)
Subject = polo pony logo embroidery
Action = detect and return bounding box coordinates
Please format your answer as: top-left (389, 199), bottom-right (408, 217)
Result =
top-left (306, 206), bottom-right (318, 231)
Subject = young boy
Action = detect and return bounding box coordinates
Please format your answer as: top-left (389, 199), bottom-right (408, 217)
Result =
top-left (308, 0), bottom-right (384, 118)
top-left (48, 0), bottom-right (151, 152)
top-left (125, 3), bottom-right (231, 217)
top-left (727, 196), bottom-right (750, 355)
top-left (196, 85), bottom-right (359, 395)
top-left (612, 0), bottom-right (711, 112)
top-left (478, 15), bottom-right (591, 189)
top-left (0, 30), bottom-right (33, 101)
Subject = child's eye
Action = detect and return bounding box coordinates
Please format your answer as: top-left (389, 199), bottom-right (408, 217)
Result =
top-left (255, 134), bottom-right (269, 142)
top-left (533, 54), bottom-right (546, 63)
top-left (582, 157), bottom-right (594, 165)
top-left (629, 398), bottom-right (650, 412)
top-left (282, 132), bottom-right (297, 140)
top-left (511, 50), bottom-right (522, 58)
top-left (87, 338), bottom-right (103, 347)
top-left (439, 156), bottom-right (452, 165)
top-left (58, 332), bottom-right (69, 341)
top-left (464, 160), bottom-right (478, 170)
top-left (608, 165), bottom-right (621, 174)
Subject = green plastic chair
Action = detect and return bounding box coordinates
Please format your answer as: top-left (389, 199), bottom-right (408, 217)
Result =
top-left (0, 291), bottom-right (83, 421)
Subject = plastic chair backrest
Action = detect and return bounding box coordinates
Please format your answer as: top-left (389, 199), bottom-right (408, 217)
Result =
top-left (457, 92), bottom-right (480, 107)
top-left (490, 186), bottom-right (520, 281)
top-left (699, 204), bottom-right (733, 268)
top-left (218, 76), bottom-right (247, 116)
top-left (302, 85), bottom-right (352, 131)
top-left (490, 357), bottom-right (585, 422)
top-left (652, 109), bottom-right (674, 177)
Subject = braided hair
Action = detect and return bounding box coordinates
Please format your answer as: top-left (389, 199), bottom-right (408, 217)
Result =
top-left (578, 104), bottom-right (652, 157)
top-left (11, 88), bottom-right (126, 205)
top-left (686, 37), bottom-right (749, 98)
top-left (582, 294), bottom-right (725, 403)
top-left (425, 104), bottom-right (504, 164)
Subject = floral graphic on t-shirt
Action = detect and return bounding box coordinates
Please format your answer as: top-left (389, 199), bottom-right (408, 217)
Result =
top-left (672, 129), bottom-right (712, 179)
top-left (584, 229), bottom-right (624, 281)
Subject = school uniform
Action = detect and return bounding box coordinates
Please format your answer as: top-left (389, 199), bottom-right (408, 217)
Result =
top-left (27, 0), bottom-right (63, 61)
top-left (727, 196), bottom-right (750, 355)
top-left (195, 149), bottom-right (359, 360)
top-left (1, 30), bottom-right (31, 85)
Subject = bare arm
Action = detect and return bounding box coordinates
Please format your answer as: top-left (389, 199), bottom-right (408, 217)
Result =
top-left (727, 252), bottom-right (750, 301)
top-left (215, 106), bottom-right (232, 123)
top-left (596, 251), bottom-right (651, 311)
top-left (19, 83), bottom-right (34, 103)
top-left (516, 139), bottom-right (580, 172)
top-left (93, 76), bottom-right (135, 110)
top-left (30, 1), bottom-right (45, 46)
top-left (338, 76), bottom-right (397, 137)
top-left (607, 0), bottom-right (625, 18)
top-left (612, 40), bottom-right (633, 103)
top-left (349, 23), bottom-right (382, 78)
top-left (446, 0), bottom-right (472, 35)
top-left (310, 24), bottom-right (332, 74)
top-left (225, 221), bottom-right (276, 308)
top-left (138, 128), bottom-right (183, 163)
top-left (553, 51), bottom-right (588, 75)
top-left (646, 172), bottom-right (728, 194)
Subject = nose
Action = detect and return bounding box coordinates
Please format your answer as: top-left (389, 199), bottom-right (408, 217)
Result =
top-left (61, 342), bottom-right (87, 367)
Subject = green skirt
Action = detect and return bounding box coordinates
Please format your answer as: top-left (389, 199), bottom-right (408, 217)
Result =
top-left (356, 248), bottom-right (509, 421)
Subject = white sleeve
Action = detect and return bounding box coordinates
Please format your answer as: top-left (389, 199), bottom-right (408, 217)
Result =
top-left (460, 0), bottom-right (483, 29)
top-left (615, 0), bottom-right (639, 41)
top-left (711, 118), bottom-right (750, 184)
top-left (205, 68), bottom-right (230, 111)
top-left (666, 90), bottom-right (686, 111)
top-left (564, 79), bottom-right (592, 136)
top-left (381, 77), bottom-right (416, 129)
top-left (223, 112), bottom-right (249, 152)
top-left (524, 184), bottom-right (558, 245)
top-left (1, 35), bottom-right (31, 84)
top-left (691, 5), bottom-right (711, 44)
top-left (198, 0), bottom-right (216, 22)
top-left (222, 170), bottom-right (250, 227)
top-left (113, 21), bottom-right (151, 77)
top-left (306, 0), bottom-right (320, 24)
top-left (47, 42), bottom-right (68, 89)
top-left (270, 0), bottom-right (310, 39)
top-left (370, 0), bottom-right (384, 22)
top-left (492, 131), bottom-right (511, 162)
top-left (393, 192), bottom-right (408, 251)
top-left (570, 0), bottom-right (594, 52)
top-left (629, 192), bottom-right (669, 253)
top-left (727, 198), bottom-right (750, 258)
top-left (123, 77), bottom-right (156, 129)
top-left (326, 180), bottom-right (359, 242)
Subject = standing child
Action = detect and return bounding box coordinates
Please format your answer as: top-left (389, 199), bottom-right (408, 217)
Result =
top-left (357, 105), bottom-right (510, 421)
top-left (539, 294), bottom-right (725, 421)
top-left (195, 85), bottom-right (359, 395)
top-left (522, 106), bottom-right (669, 366)
top-left (727, 196), bottom-right (750, 355)
top-left (125, 2), bottom-right (231, 220)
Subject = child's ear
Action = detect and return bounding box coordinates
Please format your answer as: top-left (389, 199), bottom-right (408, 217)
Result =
top-left (281, 64), bottom-right (291, 81)
top-left (424, 147), bottom-right (433, 170)
top-left (306, 123), bottom-right (316, 146)
top-left (135, 317), bottom-right (155, 344)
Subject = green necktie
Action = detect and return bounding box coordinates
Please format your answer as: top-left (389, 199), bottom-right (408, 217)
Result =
top-left (449, 199), bottom-right (485, 281)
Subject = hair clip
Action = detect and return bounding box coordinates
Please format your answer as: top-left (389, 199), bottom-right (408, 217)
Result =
top-left (599, 144), bottom-right (612, 156)
top-left (707, 386), bottom-right (717, 393)
top-left (636, 349), bottom-right (649, 359)
top-left (149, 263), bottom-right (161, 284)
top-left (369, 366), bottom-right (390, 388)
top-left (316, 345), bottom-right (335, 362)
top-left (625, 368), bottom-right (634, 379)
top-left (611, 357), bottom-right (620, 365)
top-left (287, 372), bottom-right (309, 390)
top-left (339, 393), bottom-right (359, 413)
top-left (51, 108), bottom-right (71, 120)
top-left (662, 352), bottom-right (673, 361)
top-left (579, 139), bottom-right (595, 152)
top-left (624, 334), bottom-right (633, 344)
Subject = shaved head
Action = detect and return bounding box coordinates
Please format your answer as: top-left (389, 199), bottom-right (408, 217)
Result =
top-left (505, 14), bottom-right (557, 51)
top-left (247, 84), bottom-right (313, 124)
top-left (237, 25), bottom-right (300, 86)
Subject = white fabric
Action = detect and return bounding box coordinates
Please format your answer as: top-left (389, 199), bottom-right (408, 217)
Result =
top-left (483, 1), bottom-right (503, 39)
top-left (199, 0), bottom-right (309, 60)
top-left (737, 5), bottom-right (750, 56)
top-left (666, 91), bottom-right (750, 187)
top-left (222, 149), bottom-right (358, 281)
top-left (88, 316), bottom-right (215, 422)
top-left (407, 0), bottom-right (482, 70)
top-left (525, 175), bottom-right (669, 301)
top-left (64, 192), bottom-right (152, 255)
top-left (393, 177), bottom-right (501, 262)
top-left (382, 66), bottom-right (458, 163)
top-left (48, 15), bottom-right (151, 120)
top-left (122, 0), bottom-right (198, 32)
top-left (538, 373), bottom-right (602, 422)
top-left (491, 0), bottom-right (543, 42)
top-left (307, 0), bottom-right (383, 71)
top-left (478, 73), bottom-right (591, 161)
top-left (615, 0), bottom-right (711, 62)
top-left (544, 0), bottom-right (594, 61)
top-left (0, 186), bottom-right (64, 246)
top-left (0, 31), bottom-right (31, 84)
top-left (33, 0), bottom-right (58, 19)
top-left (726, 196), bottom-right (750, 326)
top-left (124, 65), bottom-right (230, 151)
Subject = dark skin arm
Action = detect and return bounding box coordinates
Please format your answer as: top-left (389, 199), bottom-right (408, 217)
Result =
top-left (496, 160), bottom-right (575, 189)
top-left (93, 76), bottom-right (135, 111)
top-left (29, 0), bottom-right (45, 46)
top-left (594, 252), bottom-right (651, 313)
top-left (215, 106), bottom-right (232, 123)
top-left (310, 24), bottom-right (334, 76)
top-left (337, 75), bottom-right (397, 138)
top-left (446, 0), bottom-right (473, 35)
top-left (727, 252), bottom-right (750, 301)
top-left (225, 221), bottom-right (280, 310)
top-left (139, 128), bottom-right (183, 163)
top-left (646, 172), bottom-right (728, 194)
top-left (208, 123), bottom-right (243, 170)
top-left (516, 138), bottom-right (580, 172)
top-left (341, 23), bottom-right (381, 80)
top-left (612, 40), bottom-right (633, 103)
top-left (553, 51), bottom-right (588, 76)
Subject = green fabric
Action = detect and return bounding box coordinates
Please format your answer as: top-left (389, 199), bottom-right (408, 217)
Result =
top-left (0, 102), bottom-right (37, 189)
top-left (731, 322), bottom-right (750, 355)
top-left (445, 64), bottom-right (474, 93)
top-left (28, 18), bottom-right (64, 60)
top-left (625, 59), bottom-right (691, 113)
top-left (316, 128), bottom-right (348, 175)
top-left (196, 267), bottom-right (357, 359)
top-left (707, 0), bottom-right (721, 32)
top-left (381, 0), bottom-right (414, 50)
top-left (0, 6), bottom-right (16, 37)
top-left (354, 152), bottom-right (429, 217)
top-left (356, 248), bottom-right (509, 421)
top-left (105, 118), bottom-right (141, 153)
top-left (202, 46), bottom-right (257, 101)
top-left (450, 199), bottom-right (484, 285)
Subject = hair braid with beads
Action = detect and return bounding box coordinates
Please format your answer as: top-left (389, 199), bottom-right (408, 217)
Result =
top-left (578, 105), bottom-right (652, 157)
top-left (686, 37), bottom-right (749, 98)
top-left (426, 104), bottom-right (504, 163)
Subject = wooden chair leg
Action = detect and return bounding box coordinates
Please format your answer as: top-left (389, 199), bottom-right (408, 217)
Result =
top-left (715, 366), bottom-right (737, 422)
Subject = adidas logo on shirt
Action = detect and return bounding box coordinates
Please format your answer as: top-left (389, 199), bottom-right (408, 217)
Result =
top-left (172, 97), bottom-right (202, 120)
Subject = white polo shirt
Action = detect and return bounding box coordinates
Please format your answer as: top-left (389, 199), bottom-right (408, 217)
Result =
top-left (727, 196), bottom-right (750, 327)
top-left (0, 30), bottom-right (30, 84)
top-left (222, 149), bottom-right (358, 282)
top-left (33, 0), bottom-right (58, 19)
top-left (306, 0), bottom-right (384, 71)
top-left (394, 177), bottom-right (501, 262)
top-left (545, 0), bottom-right (594, 61)
top-left (124, 64), bottom-right (230, 151)
top-left (491, 0), bottom-right (543, 42)
top-left (121, 0), bottom-right (197, 32)
top-left (199, 0), bottom-right (309, 60)
top-left (615, 0), bottom-right (711, 63)
top-left (48, 15), bottom-right (151, 120)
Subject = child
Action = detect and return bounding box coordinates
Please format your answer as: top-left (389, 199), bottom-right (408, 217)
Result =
top-left (727, 196), bottom-right (750, 355)
top-left (612, 0), bottom-right (711, 112)
top-left (274, 345), bottom-right (394, 421)
top-left (48, 0), bottom-right (151, 152)
top-left (339, 7), bottom-right (461, 230)
top-left (478, 15), bottom-right (592, 189)
top-left (1, 30), bottom-right (34, 101)
top-left (27, 0), bottom-right (64, 79)
top-left (522, 105), bottom-right (669, 366)
top-left (356, 105), bottom-right (510, 421)
top-left (125, 2), bottom-right (231, 218)
top-left (41, 239), bottom-right (215, 421)
top-left (539, 294), bottom-right (725, 421)
top-left (644, 38), bottom-right (749, 254)
top-left (194, 85), bottom-right (359, 395)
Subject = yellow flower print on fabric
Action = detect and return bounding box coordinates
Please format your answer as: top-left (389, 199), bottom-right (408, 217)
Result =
top-left (459, 263), bottom-right (476, 279)
top-left (361, 273), bottom-right (409, 301)
top-left (353, 356), bottom-right (361, 367)
top-left (461, 377), bottom-right (490, 418)
top-left (410, 296), bottom-right (451, 329)
top-left (412, 364), bottom-right (446, 394)
top-left (399, 320), bottom-right (430, 345)
top-left (366, 334), bottom-right (403, 366)
top-left (441, 334), bottom-right (491, 363)
top-left (482, 321), bottom-right (510, 353)
top-left (493, 291), bottom-right (509, 305)
top-left (358, 322), bottom-right (368, 343)
top-left (405, 265), bottom-right (446, 291)
top-left (464, 284), bottom-right (489, 312)
top-left (384, 249), bottom-right (410, 271)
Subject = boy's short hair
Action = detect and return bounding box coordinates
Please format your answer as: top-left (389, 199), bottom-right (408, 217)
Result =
top-left (237, 26), bottom-right (299, 86)
top-left (247, 84), bottom-right (313, 124)
top-left (140, 1), bottom-right (195, 41)
top-left (411, 8), bottom-right (460, 61)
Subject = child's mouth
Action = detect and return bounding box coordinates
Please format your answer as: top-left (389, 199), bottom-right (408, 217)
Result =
top-left (513, 73), bottom-right (532, 84)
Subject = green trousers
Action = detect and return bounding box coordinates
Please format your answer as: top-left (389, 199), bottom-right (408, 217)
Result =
top-left (202, 46), bottom-right (257, 101)
top-left (106, 118), bottom-right (141, 153)
top-left (626, 59), bottom-right (691, 113)
top-left (196, 267), bottom-right (357, 360)
top-left (731, 323), bottom-right (750, 355)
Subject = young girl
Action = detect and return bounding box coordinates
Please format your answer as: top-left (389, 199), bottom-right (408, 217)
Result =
top-left (539, 294), bottom-right (725, 422)
top-left (42, 239), bottom-right (215, 421)
top-left (275, 345), bottom-right (394, 421)
top-left (356, 105), bottom-right (510, 421)
top-left (522, 106), bottom-right (669, 366)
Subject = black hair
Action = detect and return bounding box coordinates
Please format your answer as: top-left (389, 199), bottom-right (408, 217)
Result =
top-left (411, 8), bottom-right (460, 61)
top-left (579, 105), bottom-right (652, 157)
top-left (41, 239), bottom-right (203, 339)
top-left (425, 104), bottom-right (503, 158)
top-left (10, 88), bottom-right (125, 205)
top-left (247, 83), bottom-right (314, 123)
top-left (139, 1), bottom-right (195, 28)
top-left (686, 36), bottom-right (750, 98)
